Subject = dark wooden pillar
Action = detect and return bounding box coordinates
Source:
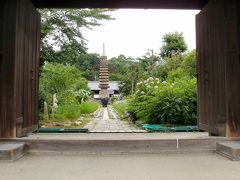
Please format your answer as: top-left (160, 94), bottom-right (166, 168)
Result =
top-left (0, 0), bottom-right (40, 138)
top-left (196, 0), bottom-right (228, 136)
top-left (225, 0), bottom-right (240, 138)
top-left (197, 0), bottom-right (240, 137)
top-left (0, 1), bottom-right (18, 138)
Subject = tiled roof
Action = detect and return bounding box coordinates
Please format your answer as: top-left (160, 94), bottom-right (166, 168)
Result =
top-left (88, 81), bottom-right (119, 91)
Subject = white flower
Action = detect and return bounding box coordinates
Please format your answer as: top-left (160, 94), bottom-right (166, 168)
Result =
top-left (148, 77), bottom-right (154, 81)
top-left (162, 81), bottom-right (167, 84)
top-left (147, 85), bottom-right (151, 88)
top-left (156, 78), bottom-right (159, 81)
top-left (154, 86), bottom-right (158, 89)
top-left (141, 91), bottom-right (145, 94)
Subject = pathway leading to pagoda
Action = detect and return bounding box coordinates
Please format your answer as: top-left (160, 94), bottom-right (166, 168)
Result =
top-left (84, 106), bottom-right (146, 133)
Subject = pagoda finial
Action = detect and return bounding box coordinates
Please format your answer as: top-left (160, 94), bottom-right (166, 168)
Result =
top-left (102, 43), bottom-right (105, 56)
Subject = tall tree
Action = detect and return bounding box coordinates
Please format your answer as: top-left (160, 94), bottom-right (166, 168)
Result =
top-left (108, 54), bottom-right (135, 81)
top-left (160, 32), bottom-right (188, 58)
top-left (138, 49), bottom-right (160, 74)
top-left (40, 9), bottom-right (114, 66)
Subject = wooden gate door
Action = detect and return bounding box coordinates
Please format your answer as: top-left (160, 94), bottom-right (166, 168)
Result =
top-left (196, 0), bottom-right (227, 136)
top-left (225, 1), bottom-right (240, 137)
top-left (15, 0), bottom-right (40, 137)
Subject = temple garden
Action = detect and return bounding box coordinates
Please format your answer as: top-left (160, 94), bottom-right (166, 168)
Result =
top-left (39, 9), bottom-right (197, 132)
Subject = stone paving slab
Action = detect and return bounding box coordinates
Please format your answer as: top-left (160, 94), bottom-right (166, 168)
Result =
top-left (84, 107), bottom-right (146, 133)
top-left (0, 142), bottom-right (27, 161)
top-left (1, 153), bottom-right (240, 180)
top-left (216, 141), bottom-right (240, 160)
top-left (14, 132), bottom-right (210, 140)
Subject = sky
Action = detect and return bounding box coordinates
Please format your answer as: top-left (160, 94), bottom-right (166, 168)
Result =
top-left (82, 9), bottom-right (200, 59)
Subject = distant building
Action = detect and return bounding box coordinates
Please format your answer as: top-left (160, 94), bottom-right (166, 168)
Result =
top-left (88, 81), bottom-right (120, 99)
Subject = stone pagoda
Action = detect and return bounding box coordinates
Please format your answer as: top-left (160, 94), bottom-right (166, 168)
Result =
top-left (99, 44), bottom-right (109, 99)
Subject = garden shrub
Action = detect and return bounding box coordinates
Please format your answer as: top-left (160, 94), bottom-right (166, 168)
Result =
top-left (112, 100), bottom-right (128, 118)
top-left (127, 77), bottom-right (197, 125)
top-left (39, 62), bottom-right (90, 107)
top-left (39, 62), bottom-right (93, 121)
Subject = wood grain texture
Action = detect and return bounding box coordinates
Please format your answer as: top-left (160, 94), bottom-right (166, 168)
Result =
top-left (0, 0), bottom-right (18, 138)
top-left (225, 0), bottom-right (240, 138)
top-left (197, 0), bottom-right (240, 137)
top-left (30, 0), bottom-right (208, 9)
top-left (196, 0), bottom-right (227, 136)
top-left (0, 0), bottom-right (40, 138)
top-left (0, 0), bottom-right (239, 138)
top-left (15, 0), bottom-right (40, 137)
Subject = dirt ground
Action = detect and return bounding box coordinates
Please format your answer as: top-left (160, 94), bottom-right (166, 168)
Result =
top-left (0, 152), bottom-right (240, 180)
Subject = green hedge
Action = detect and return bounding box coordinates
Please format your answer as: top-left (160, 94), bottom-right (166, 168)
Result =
top-left (127, 77), bottom-right (197, 125)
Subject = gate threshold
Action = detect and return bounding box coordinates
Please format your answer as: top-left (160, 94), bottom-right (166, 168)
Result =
top-left (0, 132), bottom-right (227, 155)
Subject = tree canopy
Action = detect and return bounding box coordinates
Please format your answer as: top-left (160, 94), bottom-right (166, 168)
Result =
top-left (40, 9), bottom-right (114, 66)
top-left (160, 32), bottom-right (188, 58)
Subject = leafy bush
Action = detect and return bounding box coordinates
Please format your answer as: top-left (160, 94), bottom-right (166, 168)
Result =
top-left (39, 62), bottom-right (89, 105)
top-left (112, 101), bottom-right (128, 118)
top-left (127, 77), bottom-right (197, 125)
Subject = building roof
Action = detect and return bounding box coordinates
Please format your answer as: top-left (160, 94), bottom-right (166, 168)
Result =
top-left (31, 0), bottom-right (208, 9)
top-left (88, 81), bottom-right (119, 91)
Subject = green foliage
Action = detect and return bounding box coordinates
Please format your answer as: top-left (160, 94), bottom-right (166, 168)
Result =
top-left (40, 9), bottom-right (114, 66)
top-left (75, 53), bottom-right (100, 80)
top-left (39, 62), bottom-right (90, 108)
top-left (108, 54), bottom-right (135, 81)
top-left (138, 50), bottom-right (160, 73)
top-left (54, 102), bottom-right (100, 120)
top-left (167, 50), bottom-right (196, 80)
top-left (112, 101), bottom-right (128, 118)
top-left (181, 49), bottom-right (196, 77)
top-left (54, 104), bottom-right (82, 120)
top-left (110, 96), bottom-right (119, 103)
top-left (108, 54), bottom-right (141, 95)
top-left (112, 45), bottom-right (197, 126)
top-left (75, 89), bottom-right (91, 104)
top-left (160, 32), bottom-right (188, 58)
top-left (79, 102), bottom-right (99, 114)
top-left (127, 77), bottom-right (197, 125)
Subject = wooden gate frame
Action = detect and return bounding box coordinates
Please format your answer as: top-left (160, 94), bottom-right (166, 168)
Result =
top-left (0, 0), bottom-right (239, 138)
top-left (196, 0), bottom-right (240, 137)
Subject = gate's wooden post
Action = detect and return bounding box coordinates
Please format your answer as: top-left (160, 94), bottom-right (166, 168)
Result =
top-left (225, 0), bottom-right (240, 138)
top-left (0, 0), bottom-right (40, 138)
top-left (0, 0), bottom-right (18, 138)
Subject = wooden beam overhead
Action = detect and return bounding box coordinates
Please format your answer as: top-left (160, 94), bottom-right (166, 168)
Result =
top-left (31, 0), bottom-right (208, 9)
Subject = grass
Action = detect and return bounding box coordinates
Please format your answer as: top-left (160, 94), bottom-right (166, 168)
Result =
top-left (53, 101), bottom-right (100, 120)
top-left (79, 102), bottom-right (100, 114)
top-left (40, 101), bottom-right (100, 128)
top-left (112, 100), bottom-right (128, 120)
top-left (41, 114), bottom-right (93, 128)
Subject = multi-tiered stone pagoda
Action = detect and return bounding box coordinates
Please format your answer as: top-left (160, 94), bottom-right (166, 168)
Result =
top-left (99, 44), bottom-right (109, 100)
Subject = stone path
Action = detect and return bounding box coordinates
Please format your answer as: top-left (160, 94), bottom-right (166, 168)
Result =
top-left (84, 107), bottom-right (146, 133)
